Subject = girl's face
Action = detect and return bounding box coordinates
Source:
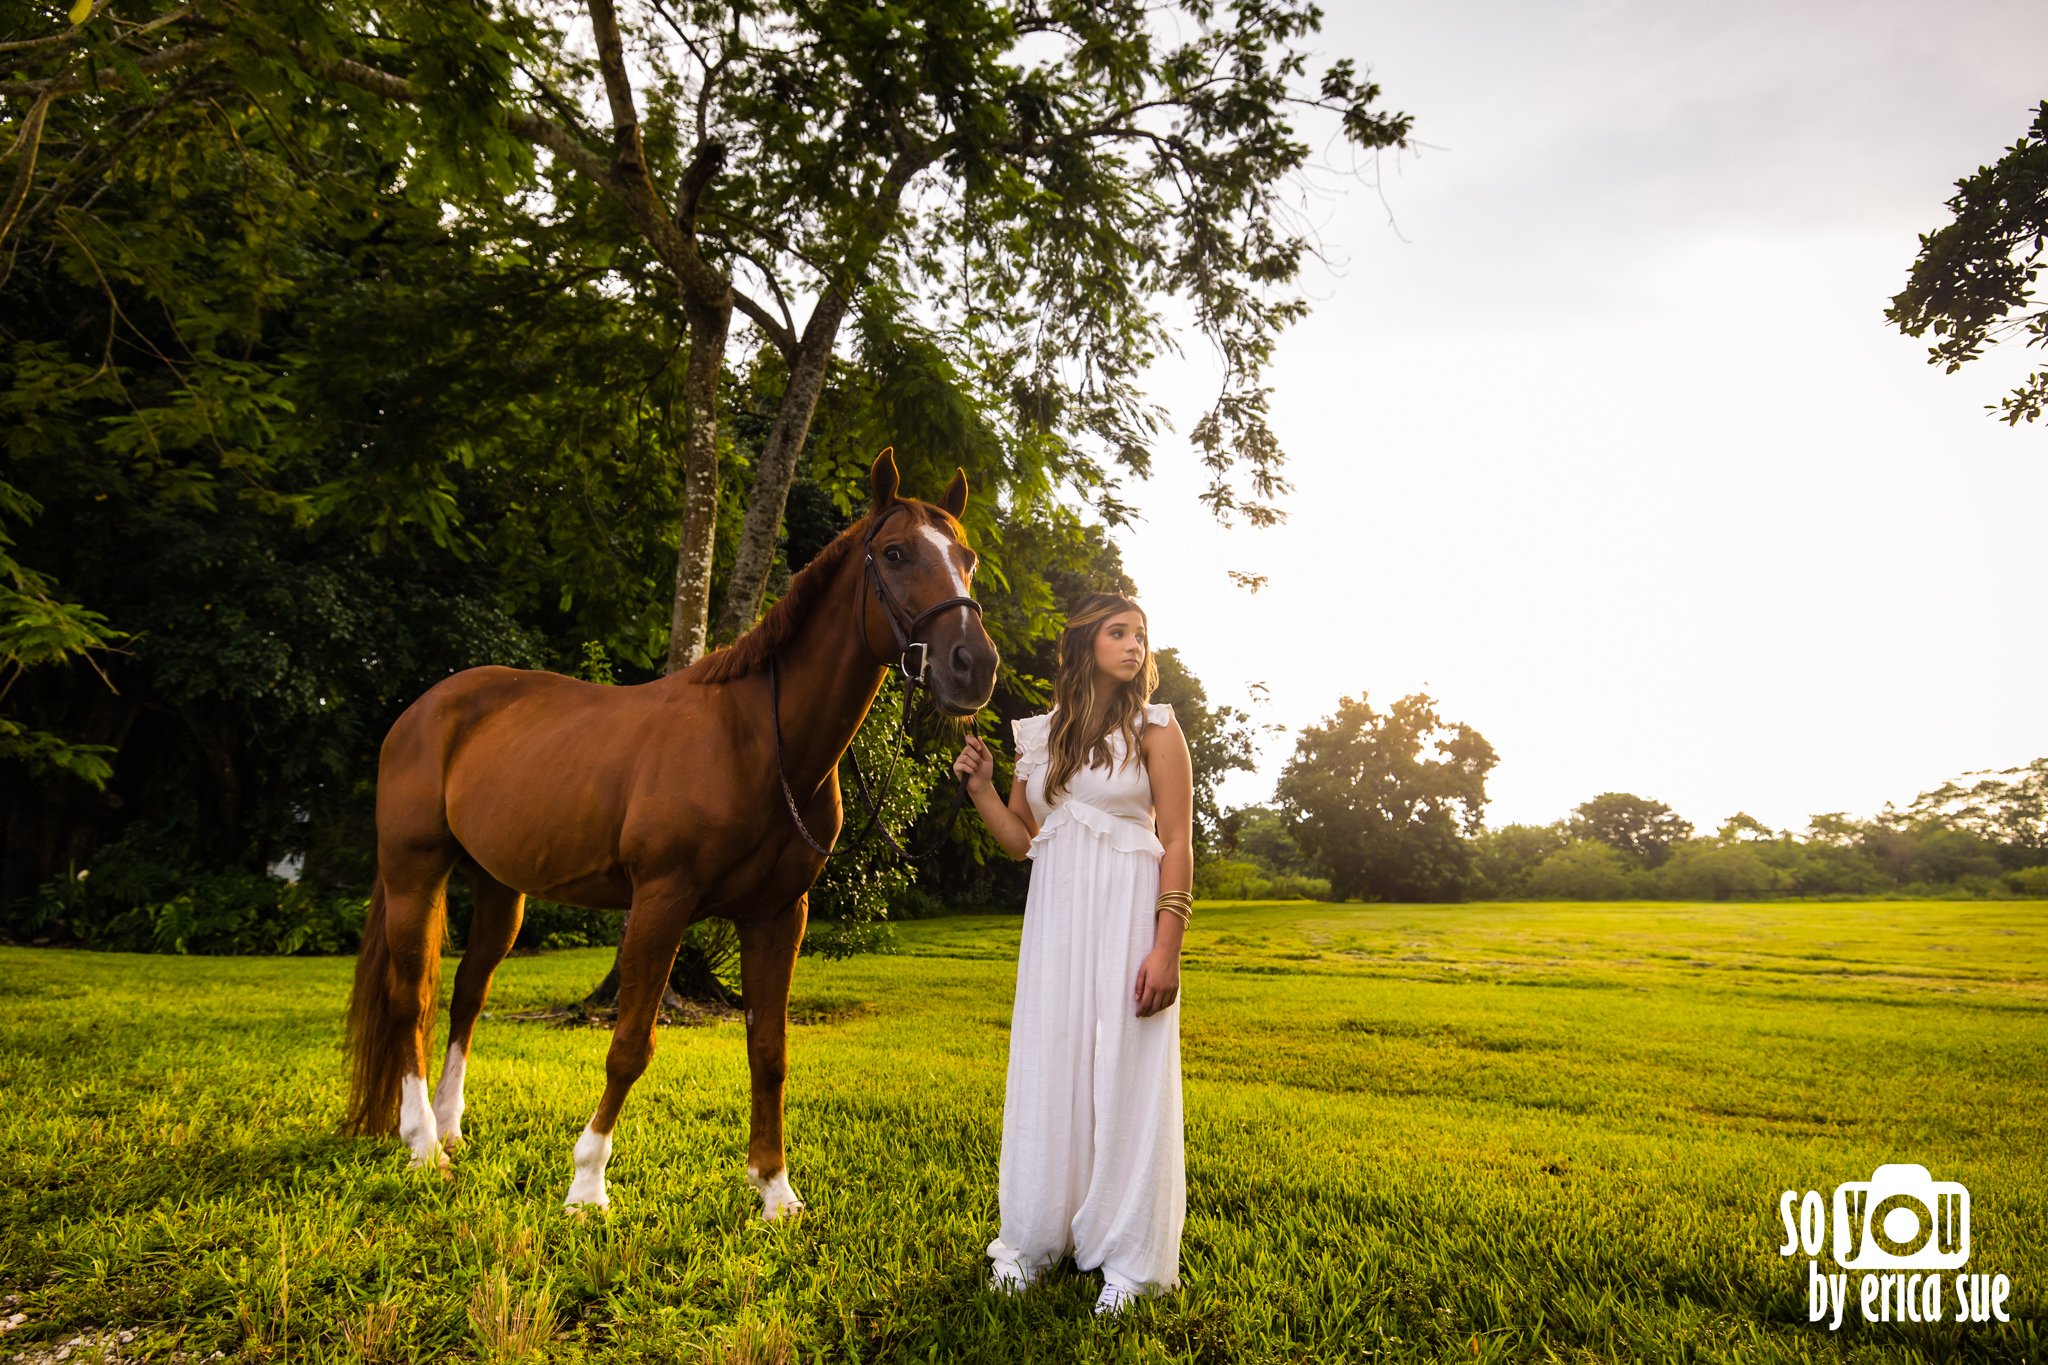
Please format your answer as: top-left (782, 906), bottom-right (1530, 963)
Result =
top-left (1092, 610), bottom-right (1148, 684)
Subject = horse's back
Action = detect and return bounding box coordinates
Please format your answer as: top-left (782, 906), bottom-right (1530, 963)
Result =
top-left (379, 665), bottom-right (733, 905)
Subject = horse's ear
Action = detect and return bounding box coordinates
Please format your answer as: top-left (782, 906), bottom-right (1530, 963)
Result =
top-left (940, 466), bottom-right (968, 519)
top-left (869, 447), bottom-right (900, 511)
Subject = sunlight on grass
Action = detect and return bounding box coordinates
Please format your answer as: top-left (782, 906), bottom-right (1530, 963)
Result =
top-left (0, 898), bottom-right (2042, 1362)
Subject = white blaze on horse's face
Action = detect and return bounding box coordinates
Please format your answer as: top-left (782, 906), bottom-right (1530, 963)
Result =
top-left (916, 524), bottom-right (971, 600)
top-left (565, 1123), bottom-right (612, 1211)
top-left (748, 1165), bottom-right (805, 1221)
top-left (432, 1043), bottom-right (467, 1150)
top-left (398, 1075), bottom-right (445, 1170)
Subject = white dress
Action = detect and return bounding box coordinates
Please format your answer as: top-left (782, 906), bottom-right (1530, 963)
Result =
top-left (986, 702), bottom-right (1186, 1296)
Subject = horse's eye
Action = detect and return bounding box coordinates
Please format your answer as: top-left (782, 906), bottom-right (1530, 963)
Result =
top-left (884, 546), bottom-right (904, 564)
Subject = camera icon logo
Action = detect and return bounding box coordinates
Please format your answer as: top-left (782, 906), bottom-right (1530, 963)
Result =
top-left (1833, 1164), bottom-right (1969, 1270)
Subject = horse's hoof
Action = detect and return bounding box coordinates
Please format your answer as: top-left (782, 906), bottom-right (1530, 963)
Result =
top-left (407, 1148), bottom-right (452, 1177)
top-left (439, 1127), bottom-right (465, 1153)
top-left (753, 1171), bottom-right (804, 1221)
top-left (564, 1197), bottom-right (609, 1222)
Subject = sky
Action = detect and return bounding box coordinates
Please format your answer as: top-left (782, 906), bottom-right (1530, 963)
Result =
top-left (1105, 0), bottom-right (2048, 833)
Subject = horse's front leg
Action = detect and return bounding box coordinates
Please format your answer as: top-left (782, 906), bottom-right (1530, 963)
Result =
top-left (736, 894), bottom-right (808, 1221)
top-left (564, 880), bottom-right (696, 1214)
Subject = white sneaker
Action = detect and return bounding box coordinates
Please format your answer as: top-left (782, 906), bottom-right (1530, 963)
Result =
top-left (1094, 1281), bottom-right (1140, 1316)
top-left (989, 1261), bottom-right (1035, 1295)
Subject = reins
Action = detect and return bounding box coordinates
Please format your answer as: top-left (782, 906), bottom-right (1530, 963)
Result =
top-left (769, 503), bottom-right (982, 860)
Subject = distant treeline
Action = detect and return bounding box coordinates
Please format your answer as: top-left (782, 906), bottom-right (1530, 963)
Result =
top-left (1200, 692), bottom-right (2048, 904)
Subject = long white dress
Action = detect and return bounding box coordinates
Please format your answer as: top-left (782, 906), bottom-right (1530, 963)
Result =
top-left (986, 702), bottom-right (1186, 1297)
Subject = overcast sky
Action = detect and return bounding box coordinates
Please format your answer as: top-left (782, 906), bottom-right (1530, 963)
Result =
top-left (1107, 0), bottom-right (2048, 833)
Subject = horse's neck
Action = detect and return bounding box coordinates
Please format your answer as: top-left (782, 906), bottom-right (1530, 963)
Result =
top-left (766, 557), bottom-right (887, 788)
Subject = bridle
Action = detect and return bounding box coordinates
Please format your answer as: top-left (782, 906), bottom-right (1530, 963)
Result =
top-left (768, 503), bottom-right (983, 860)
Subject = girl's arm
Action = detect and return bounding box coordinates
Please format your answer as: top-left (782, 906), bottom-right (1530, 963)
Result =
top-left (953, 734), bottom-right (1039, 860)
top-left (1135, 713), bottom-right (1193, 1017)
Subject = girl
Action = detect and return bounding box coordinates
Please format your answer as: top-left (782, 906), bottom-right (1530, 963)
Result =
top-left (952, 591), bottom-right (1195, 1316)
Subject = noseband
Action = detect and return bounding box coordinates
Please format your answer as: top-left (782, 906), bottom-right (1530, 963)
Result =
top-left (769, 503), bottom-right (984, 859)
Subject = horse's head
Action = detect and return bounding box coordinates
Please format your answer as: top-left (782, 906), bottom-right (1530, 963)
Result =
top-left (862, 448), bottom-right (1000, 717)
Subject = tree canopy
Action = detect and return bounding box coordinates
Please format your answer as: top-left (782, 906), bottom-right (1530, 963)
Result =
top-left (1273, 692), bottom-right (1497, 902)
top-left (1567, 792), bottom-right (1694, 868)
top-left (3, 0), bottom-right (1414, 671)
top-left (4, 0), bottom-right (1392, 929)
top-left (1887, 99), bottom-right (2048, 427)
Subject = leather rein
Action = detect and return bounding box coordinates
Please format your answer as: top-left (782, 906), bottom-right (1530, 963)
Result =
top-left (768, 504), bottom-right (982, 860)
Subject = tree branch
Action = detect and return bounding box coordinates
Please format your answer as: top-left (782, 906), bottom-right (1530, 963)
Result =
top-left (0, 35), bottom-right (223, 98)
top-left (732, 282), bottom-right (796, 355)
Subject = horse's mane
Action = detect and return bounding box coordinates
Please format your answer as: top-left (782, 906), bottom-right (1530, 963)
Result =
top-left (677, 508), bottom-right (883, 685)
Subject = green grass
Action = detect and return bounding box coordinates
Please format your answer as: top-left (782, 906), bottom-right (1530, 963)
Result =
top-left (2, 899), bottom-right (2043, 1363)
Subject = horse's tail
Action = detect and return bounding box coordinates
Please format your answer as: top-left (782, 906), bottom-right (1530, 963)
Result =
top-left (344, 873), bottom-right (424, 1137)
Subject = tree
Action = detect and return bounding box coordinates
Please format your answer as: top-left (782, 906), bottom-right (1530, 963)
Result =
top-left (3, 0), bottom-right (1414, 674)
top-left (1887, 100), bottom-right (2048, 427)
top-left (1716, 811), bottom-right (1777, 843)
top-left (1905, 757), bottom-right (2048, 868)
top-left (0, 86), bottom-right (672, 913)
top-left (1274, 692), bottom-right (1496, 902)
top-left (1568, 792), bottom-right (1693, 868)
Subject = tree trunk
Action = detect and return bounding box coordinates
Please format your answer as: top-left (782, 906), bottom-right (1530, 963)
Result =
top-left (665, 290), bottom-right (734, 673)
top-left (713, 286), bottom-right (850, 643)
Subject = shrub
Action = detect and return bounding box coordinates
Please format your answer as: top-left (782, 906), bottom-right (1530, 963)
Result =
top-left (28, 865), bottom-right (365, 955)
top-left (1193, 856), bottom-right (1332, 901)
top-left (1651, 843), bottom-right (1784, 901)
top-left (890, 883), bottom-right (952, 920)
top-left (1526, 841), bottom-right (1632, 900)
top-left (2006, 865), bottom-right (2048, 897)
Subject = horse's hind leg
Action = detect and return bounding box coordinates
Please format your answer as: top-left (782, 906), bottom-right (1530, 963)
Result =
top-left (376, 848), bottom-right (460, 1171)
top-left (434, 865), bottom-right (526, 1150)
top-left (345, 830), bottom-right (460, 1170)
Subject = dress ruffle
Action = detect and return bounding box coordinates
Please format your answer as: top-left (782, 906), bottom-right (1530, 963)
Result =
top-left (1026, 799), bottom-right (1165, 860)
top-left (1012, 703), bottom-right (1172, 782)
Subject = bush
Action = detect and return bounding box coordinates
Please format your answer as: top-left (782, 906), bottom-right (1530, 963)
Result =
top-left (890, 884), bottom-right (953, 920)
top-left (28, 865), bottom-right (366, 955)
top-left (28, 834), bottom-right (624, 955)
top-left (1650, 843), bottom-right (1784, 901)
top-left (1194, 856), bottom-right (1332, 901)
top-left (1526, 841), bottom-right (1632, 900)
top-left (2005, 865), bottom-right (2048, 897)
top-left (515, 900), bottom-right (624, 950)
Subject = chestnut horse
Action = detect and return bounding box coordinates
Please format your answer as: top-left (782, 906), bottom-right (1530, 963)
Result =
top-left (342, 449), bottom-right (997, 1218)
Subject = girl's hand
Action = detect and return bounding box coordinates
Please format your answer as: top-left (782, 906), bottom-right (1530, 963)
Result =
top-left (1134, 947), bottom-right (1180, 1017)
top-left (952, 733), bottom-right (995, 796)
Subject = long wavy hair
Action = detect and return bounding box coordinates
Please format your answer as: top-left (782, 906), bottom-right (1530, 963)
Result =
top-left (1041, 591), bottom-right (1160, 805)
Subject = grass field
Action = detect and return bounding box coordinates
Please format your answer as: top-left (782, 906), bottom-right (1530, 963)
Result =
top-left (2, 898), bottom-right (2044, 1363)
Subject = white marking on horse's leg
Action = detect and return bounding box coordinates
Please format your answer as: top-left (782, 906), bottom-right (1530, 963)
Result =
top-left (398, 1074), bottom-right (445, 1170)
top-left (432, 1043), bottom-right (467, 1149)
top-left (565, 1124), bottom-right (612, 1212)
top-left (747, 1165), bottom-right (805, 1221)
